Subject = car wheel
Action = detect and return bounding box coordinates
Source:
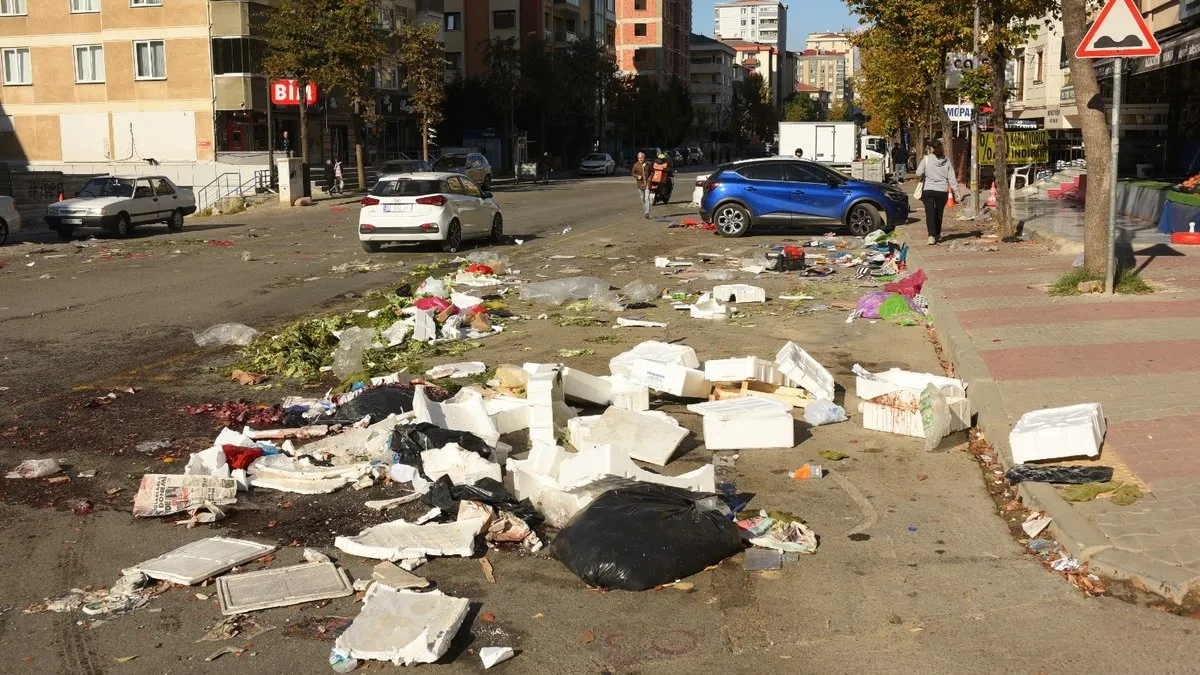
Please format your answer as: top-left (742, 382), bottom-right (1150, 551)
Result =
top-left (0, 218), bottom-right (7, 246)
top-left (482, 174), bottom-right (491, 191)
top-left (361, 240), bottom-right (381, 253)
top-left (167, 209), bottom-right (184, 231)
top-left (714, 203), bottom-right (750, 237)
top-left (113, 213), bottom-right (132, 238)
top-left (442, 219), bottom-right (462, 253)
top-left (55, 226), bottom-right (73, 241)
top-left (490, 213), bottom-right (504, 243)
top-left (847, 203), bottom-right (881, 237)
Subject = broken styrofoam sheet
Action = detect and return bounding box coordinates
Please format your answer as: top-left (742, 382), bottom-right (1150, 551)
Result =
top-left (654, 257), bottom-right (693, 268)
top-left (413, 386), bottom-right (500, 448)
top-left (334, 586), bottom-right (469, 666)
top-left (372, 561), bottom-right (430, 590)
top-left (334, 517), bottom-right (486, 561)
top-left (183, 445), bottom-right (231, 479)
top-left (365, 491), bottom-right (426, 511)
top-left (561, 366), bottom-right (612, 406)
top-left (703, 357), bottom-right (784, 384)
top-left (570, 407), bottom-right (689, 466)
top-left (216, 562), bottom-right (354, 615)
top-left (775, 342), bottom-right (835, 402)
top-left (711, 284), bottom-right (766, 303)
top-left (557, 445), bottom-right (716, 492)
top-left (609, 340), bottom-right (700, 378)
top-left (607, 374), bottom-right (650, 412)
top-left (686, 397), bottom-right (796, 450)
top-left (449, 291), bottom-right (485, 310)
top-left (527, 443), bottom-right (567, 478)
top-left (292, 415), bottom-right (400, 464)
top-left (248, 455), bottom-right (370, 494)
top-left (1009, 403), bottom-right (1106, 464)
top-left (690, 293), bottom-right (729, 320)
top-left (616, 317), bottom-right (668, 328)
top-left (506, 463), bottom-right (637, 528)
top-left (480, 646), bottom-right (516, 669)
top-left (483, 395), bottom-right (531, 435)
top-left (420, 444), bottom-right (502, 485)
top-left (425, 361), bottom-right (486, 379)
top-left (628, 358), bottom-right (709, 399)
top-left (125, 537), bottom-right (277, 586)
top-left (852, 364), bottom-right (966, 400)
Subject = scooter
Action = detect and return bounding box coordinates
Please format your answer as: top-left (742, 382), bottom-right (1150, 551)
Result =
top-left (652, 172), bottom-right (674, 205)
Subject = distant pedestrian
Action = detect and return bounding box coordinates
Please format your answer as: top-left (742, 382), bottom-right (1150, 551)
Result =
top-left (631, 151), bottom-right (652, 219)
top-left (538, 152), bottom-right (552, 185)
top-left (794, 148), bottom-right (804, 159)
top-left (915, 140), bottom-right (958, 245)
top-left (891, 143), bottom-right (908, 183)
top-left (333, 158), bottom-right (344, 194)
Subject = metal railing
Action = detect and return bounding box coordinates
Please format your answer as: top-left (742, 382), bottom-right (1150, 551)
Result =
top-left (196, 171), bottom-right (271, 212)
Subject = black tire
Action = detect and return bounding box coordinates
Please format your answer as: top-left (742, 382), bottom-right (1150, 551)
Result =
top-left (482, 174), bottom-right (491, 191)
top-left (847, 202), bottom-right (881, 237)
top-left (442, 219), bottom-right (462, 253)
top-left (489, 213), bottom-right (504, 243)
top-left (361, 240), bottom-right (381, 253)
top-left (0, 218), bottom-right (8, 246)
top-left (55, 226), bottom-right (73, 241)
top-left (167, 209), bottom-right (184, 231)
top-left (714, 202), bottom-right (750, 237)
top-left (113, 212), bottom-right (131, 238)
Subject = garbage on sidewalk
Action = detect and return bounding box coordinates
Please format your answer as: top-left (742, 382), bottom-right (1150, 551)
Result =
top-left (551, 483), bottom-right (743, 590)
top-left (854, 365), bottom-right (970, 442)
top-left (216, 562), bottom-right (354, 615)
top-left (333, 517), bottom-right (486, 562)
top-left (132, 474), bottom-right (238, 517)
top-left (5, 458), bottom-right (64, 479)
top-left (125, 537), bottom-right (277, 585)
top-left (1005, 464), bottom-right (1115, 485)
top-left (333, 586), bottom-right (469, 666)
top-left (687, 398), bottom-right (794, 449)
top-left (1009, 403), bottom-right (1106, 464)
top-left (803, 399), bottom-right (847, 426)
top-left (736, 510), bottom-right (818, 554)
top-left (194, 323), bottom-right (261, 347)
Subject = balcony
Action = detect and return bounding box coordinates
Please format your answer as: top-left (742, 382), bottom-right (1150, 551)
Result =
top-left (553, 29), bottom-right (579, 43)
top-left (553, 0), bottom-right (582, 16)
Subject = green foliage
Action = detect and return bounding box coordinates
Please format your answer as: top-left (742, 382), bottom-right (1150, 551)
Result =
top-left (1048, 267), bottom-right (1153, 296)
top-left (782, 95), bottom-right (821, 122)
top-left (607, 74), bottom-right (694, 148)
top-left (851, 26), bottom-right (926, 134)
top-left (397, 22), bottom-right (446, 160)
top-left (735, 72), bottom-right (776, 144)
top-left (957, 66), bottom-right (994, 106)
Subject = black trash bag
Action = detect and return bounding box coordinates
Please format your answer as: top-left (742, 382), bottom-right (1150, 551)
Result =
top-left (1006, 464), bottom-right (1115, 485)
top-left (422, 476), bottom-right (544, 529)
top-left (551, 483), bottom-right (744, 591)
top-left (306, 385), bottom-right (418, 425)
top-left (390, 423), bottom-right (493, 479)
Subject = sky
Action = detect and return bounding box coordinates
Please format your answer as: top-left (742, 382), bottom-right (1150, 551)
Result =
top-left (691, 0), bottom-right (859, 49)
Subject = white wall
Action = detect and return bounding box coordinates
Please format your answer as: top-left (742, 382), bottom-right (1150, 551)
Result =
top-left (60, 113), bottom-right (111, 162)
top-left (15, 161), bottom-right (264, 191)
top-left (111, 111), bottom-right (198, 163)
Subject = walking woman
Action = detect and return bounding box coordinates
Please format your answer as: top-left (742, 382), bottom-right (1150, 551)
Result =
top-left (915, 140), bottom-right (958, 245)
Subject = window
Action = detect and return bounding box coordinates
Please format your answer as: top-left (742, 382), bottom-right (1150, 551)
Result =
top-left (710, 94), bottom-right (716, 103)
top-left (151, 178), bottom-right (175, 196)
top-left (634, 0), bottom-right (645, 9)
top-left (130, 0), bottom-right (162, 6)
top-left (444, 176), bottom-right (465, 194)
top-left (74, 45), bottom-right (104, 83)
top-left (444, 12), bottom-right (460, 30)
top-left (1035, 49), bottom-right (1044, 82)
top-left (133, 179), bottom-right (154, 198)
top-left (783, 163), bottom-right (827, 183)
top-left (737, 163), bottom-right (784, 181)
top-left (134, 40), bottom-right (166, 79)
top-left (492, 10), bottom-right (515, 30)
top-left (0, 0), bottom-right (25, 15)
top-left (2, 48), bottom-right (30, 85)
top-left (378, 64), bottom-right (399, 89)
top-left (445, 52), bottom-right (462, 70)
top-left (70, 0), bottom-right (99, 12)
top-left (378, 7), bottom-right (394, 29)
top-left (211, 38), bottom-right (264, 76)
top-left (461, 179), bottom-right (482, 197)
top-left (634, 23), bottom-right (647, 37)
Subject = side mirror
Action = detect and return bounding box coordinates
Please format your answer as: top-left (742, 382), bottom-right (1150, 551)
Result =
top-left (481, 191), bottom-right (493, 199)
top-left (827, 179), bottom-right (841, 188)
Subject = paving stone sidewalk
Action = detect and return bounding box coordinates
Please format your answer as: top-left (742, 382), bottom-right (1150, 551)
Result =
top-left (904, 199), bottom-right (1200, 602)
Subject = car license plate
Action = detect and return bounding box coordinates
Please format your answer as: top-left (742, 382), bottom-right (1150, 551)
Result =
top-left (63, 218), bottom-right (83, 225)
top-left (383, 204), bottom-right (411, 213)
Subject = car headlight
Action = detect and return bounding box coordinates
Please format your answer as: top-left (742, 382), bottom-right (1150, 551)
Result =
top-left (85, 208), bottom-right (104, 216)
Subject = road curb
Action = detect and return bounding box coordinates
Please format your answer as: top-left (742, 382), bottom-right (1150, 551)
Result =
top-left (1024, 219), bottom-right (1085, 255)
top-left (910, 245), bottom-right (1198, 604)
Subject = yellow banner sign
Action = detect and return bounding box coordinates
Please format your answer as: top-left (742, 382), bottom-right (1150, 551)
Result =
top-left (978, 130), bottom-right (1049, 165)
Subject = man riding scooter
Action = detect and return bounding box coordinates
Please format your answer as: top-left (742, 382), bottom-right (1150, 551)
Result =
top-left (649, 152), bottom-right (674, 205)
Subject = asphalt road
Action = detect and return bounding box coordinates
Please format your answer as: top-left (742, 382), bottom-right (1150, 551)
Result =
top-left (1, 173), bottom-right (1198, 674)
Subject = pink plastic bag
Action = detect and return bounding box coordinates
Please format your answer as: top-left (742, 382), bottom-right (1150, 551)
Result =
top-left (883, 269), bottom-right (926, 298)
top-left (855, 291), bottom-right (894, 319)
top-left (412, 296), bottom-right (452, 312)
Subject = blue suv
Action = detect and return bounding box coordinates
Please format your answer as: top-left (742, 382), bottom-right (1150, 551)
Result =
top-left (699, 158), bottom-right (910, 237)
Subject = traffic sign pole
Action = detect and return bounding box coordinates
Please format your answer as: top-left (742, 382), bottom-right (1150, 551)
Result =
top-left (1106, 58), bottom-right (1122, 295)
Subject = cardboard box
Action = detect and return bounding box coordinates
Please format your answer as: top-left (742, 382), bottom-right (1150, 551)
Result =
top-left (687, 397), bottom-right (795, 450)
top-left (1009, 403), bottom-right (1106, 463)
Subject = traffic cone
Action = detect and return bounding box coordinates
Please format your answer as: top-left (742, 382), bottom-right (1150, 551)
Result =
top-left (987, 182), bottom-right (997, 207)
top-left (946, 190), bottom-right (956, 209)
top-left (58, 191), bottom-right (64, 201)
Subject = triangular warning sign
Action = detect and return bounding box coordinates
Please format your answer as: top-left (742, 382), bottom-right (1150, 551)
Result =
top-left (1075, 0), bottom-right (1161, 58)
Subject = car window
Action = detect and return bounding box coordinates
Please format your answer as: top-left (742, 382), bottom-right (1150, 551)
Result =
top-left (584, 154), bottom-right (607, 161)
top-left (736, 163), bottom-right (785, 181)
top-left (434, 156), bottom-right (462, 169)
top-left (134, 180), bottom-right (155, 198)
top-left (783, 163), bottom-right (831, 184)
top-left (444, 176), bottom-right (466, 194)
top-left (370, 178), bottom-right (441, 197)
top-left (460, 179), bottom-right (483, 197)
top-left (151, 178), bottom-right (175, 196)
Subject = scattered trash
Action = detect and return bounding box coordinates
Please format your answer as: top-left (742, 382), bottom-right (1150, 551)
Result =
top-left (480, 646), bottom-right (516, 669)
top-left (334, 517), bottom-right (486, 562)
top-left (1009, 403), bottom-right (1106, 464)
top-left (425, 361), bottom-right (487, 379)
top-left (803, 399), bottom-right (847, 426)
top-left (616, 317), bottom-right (667, 328)
top-left (689, 292), bottom-right (729, 320)
top-left (819, 451), bottom-right (849, 461)
top-left (519, 277), bottom-right (611, 306)
top-left (125, 537), bottom-right (277, 585)
top-left (556, 348), bottom-right (595, 358)
top-left (6, 458), bottom-right (63, 479)
top-left (480, 557), bottom-right (496, 583)
top-left (1021, 513), bottom-right (1053, 538)
top-left (742, 548), bottom-right (783, 571)
top-left (216, 562), bottom-right (354, 615)
top-left (1005, 465), bottom-right (1114, 484)
top-left (791, 463), bottom-right (823, 480)
top-left (551, 484), bottom-right (743, 591)
top-left (334, 586), bottom-right (469, 666)
top-left (194, 323), bottom-right (261, 347)
top-left (372, 561), bottom-right (429, 589)
top-left (230, 370), bottom-right (266, 386)
top-left (132, 474), bottom-right (238, 517)
top-left (1111, 483), bottom-right (1144, 506)
top-left (1060, 481), bottom-right (1121, 502)
top-left (620, 279), bottom-right (660, 304)
top-left (737, 511), bottom-right (818, 553)
top-left (687, 397), bottom-right (794, 450)
top-left (711, 284), bottom-right (766, 303)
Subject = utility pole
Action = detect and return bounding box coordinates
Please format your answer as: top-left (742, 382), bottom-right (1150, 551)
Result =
top-left (971, 1), bottom-right (981, 215)
top-left (1106, 58), bottom-right (1122, 295)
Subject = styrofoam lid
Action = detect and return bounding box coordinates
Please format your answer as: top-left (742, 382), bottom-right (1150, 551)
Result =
top-left (687, 396), bottom-right (792, 420)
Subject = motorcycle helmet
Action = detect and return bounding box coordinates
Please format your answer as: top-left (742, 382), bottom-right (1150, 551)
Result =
top-left (657, 152), bottom-right (667, 160)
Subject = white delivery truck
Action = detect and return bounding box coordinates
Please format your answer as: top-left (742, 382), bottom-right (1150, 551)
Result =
top-left (777, 121), bottom-right (890, 174)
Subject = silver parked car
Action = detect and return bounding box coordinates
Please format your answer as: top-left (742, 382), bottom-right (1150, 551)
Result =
top-left (577, 153), bottom-right (616, 176)
top-left (433, 153), bottom-right (492, 190)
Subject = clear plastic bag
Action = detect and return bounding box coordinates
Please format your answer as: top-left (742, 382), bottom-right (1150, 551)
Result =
top-left (620, 279), bottom-right (660, 304)
top-left (803, 398), bottom-right (847, 426)
top-left (588, 287), bottom-right (625, 312)
top-left (194, 323), bottom-right (260, 347)
top-left (416, 276), bottom-right (448, 298)
top-left (332, 326), bottom-right (375, 380)
top-left (518, 277), bottom-right (610, 305)
top-left (466, 251), bottom-right (510, 274)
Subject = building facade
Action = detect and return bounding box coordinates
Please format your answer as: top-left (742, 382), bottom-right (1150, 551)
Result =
top-left (614, 0), bottom-right (690, 86)
top-left (805, 31), bottom-right (855, 76)
top-left (688, 33), bottom-right (735, 139)
top-left (713, 1), bottom-right (786, 104)
top-left (721, 39), bottom-right (781, 106)
top-left (795, 48), bottom-right (847, 102)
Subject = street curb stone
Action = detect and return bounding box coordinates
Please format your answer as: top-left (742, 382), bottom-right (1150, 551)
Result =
top-left (910, 245), bottom-right (1199, 603)
top-left (1024, 221), bottom-right (1084, 255)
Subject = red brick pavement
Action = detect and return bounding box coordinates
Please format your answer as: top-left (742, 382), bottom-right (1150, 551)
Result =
top-left (1106, 414), bottom-right (1200, 484)
top-left (929, 262), bottom-right (1067, 278)
top-left (938, 283), bottom-right (1046, 300)
top-left (958, 299), bottom-right (1200, 330)
top-left (980, 340), bottom-right (1200, 380)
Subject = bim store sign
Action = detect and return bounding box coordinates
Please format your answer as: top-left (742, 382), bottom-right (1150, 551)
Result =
top-left (978, 130), bottom-right (1049, 165)
top-left (271, 80), bottom-right (318, 106)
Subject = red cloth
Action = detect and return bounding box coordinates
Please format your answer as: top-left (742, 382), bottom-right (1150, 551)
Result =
top-left (412, 296), bottom-right (452, 312)
top-left (883, 269), bottom-right (926, 298)
top-left (222, 445), bottom-right (264, 470)
top-left (465, 263), bottom-right (494, 275)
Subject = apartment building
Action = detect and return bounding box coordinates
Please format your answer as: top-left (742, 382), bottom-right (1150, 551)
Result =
top-left (720, 39), bottom-right (781, 107)
top-left (805, 31), bottom-right (855, 75)
top-left (614, 0), bottom-right (691, 87)
top-left (688, 33), bottom-right (736, 139)
top-left (0, 0), bottom-right (442, 188)
top-left (713, 1), bottom-right (787, 104)
top-left (795, 48), bottom-right (847, 102)
top-left (442, 0), bottom-right (615, 81)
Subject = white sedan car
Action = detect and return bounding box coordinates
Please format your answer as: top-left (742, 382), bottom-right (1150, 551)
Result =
top-left (577, 153), bottom-right (616, 176)
top-left (358, 172), bottom-right (502, 253)
top-left (0, 194), bottom-right (20, 246)
top-left (44, 175), bottom-right (195, 239)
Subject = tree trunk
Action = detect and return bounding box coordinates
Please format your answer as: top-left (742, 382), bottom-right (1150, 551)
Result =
top-left (989, 41), bottom-right (1014, 237)
top-left (927, 66), bottom-right (955, 162)
top-left (1063, 0), bottom-right (1112, 276)
top-left (421, 119), bottom-right (429, 161)
top-left (299, 97), bottom-right (309, 165)
top-left (355, 139), bottom-right (366, 194)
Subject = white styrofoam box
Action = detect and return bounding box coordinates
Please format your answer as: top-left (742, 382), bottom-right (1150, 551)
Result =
top-left (483, 396), bottom-right (530, 435)
top-left (413, 386), bottom-right (500, 447)
top-left (628, 358), bottom-right (709, 398)
top-left (687, 397), bottom-right (794, 449)
top-left (703, 356), bottom-right (784, 384)
top-left (860, 397), bottom-right (971, 439)
top-left (557, 445), bottom-right (715, 492)
top-left (609, 340), bottom-right (700, 378)
top-left (853, 364), bottom-right (966, 401)
top-left (526, 443), bottom-right (566, 478)
top-left (586, 407), bottom-right (690, 466)
top-left (567, 415), bottom-right (602, 451)
top-left (1009, 403), bottom-right (1106, 464)
top-left (711, 284), bottom-right (766, 303)
top-left (561, 367), bottom-right (612, 405)
top-left (689, 293), bottom-right (728, 320)
top-left (607, 374), bottom-right (650, 411)
top-left (775, 342), bottom-right (835, 401)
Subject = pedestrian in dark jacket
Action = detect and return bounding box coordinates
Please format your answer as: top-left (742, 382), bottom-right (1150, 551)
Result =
top-left (631, 151), bottom-right (652, 219)
top-left (891, 143), bottom-right (908, 182)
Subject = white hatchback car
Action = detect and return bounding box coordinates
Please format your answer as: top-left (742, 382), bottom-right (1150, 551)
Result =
top-left (358, 172), bottom-right (502, 253)
top-left (0, 194), bottom-right (20, 246)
